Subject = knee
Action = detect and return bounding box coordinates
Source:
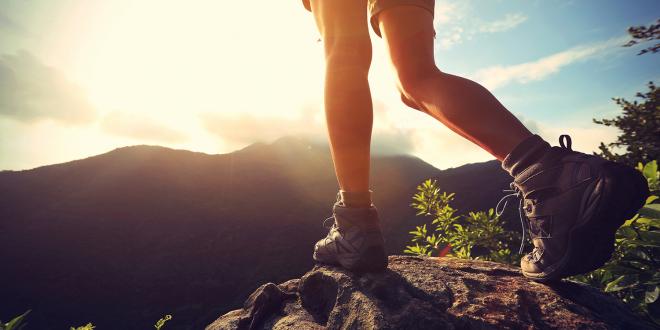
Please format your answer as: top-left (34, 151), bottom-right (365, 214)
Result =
top-left (324, 38), bottom-right (372, 74)
top-left (396, 65), bottom-right (441, 104)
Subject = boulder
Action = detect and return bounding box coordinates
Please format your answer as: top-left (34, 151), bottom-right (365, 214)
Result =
top-left (206, 256), bottom-right (653, 330)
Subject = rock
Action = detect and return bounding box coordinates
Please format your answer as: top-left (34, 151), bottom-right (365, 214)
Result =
top-left (206, 256), bottom-right (654, 330)
top-left (210, 282), bottom-right (297, 330)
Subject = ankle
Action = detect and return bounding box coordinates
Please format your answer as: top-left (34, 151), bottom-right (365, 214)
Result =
top-left (339, 190), bottom-right (373, 207)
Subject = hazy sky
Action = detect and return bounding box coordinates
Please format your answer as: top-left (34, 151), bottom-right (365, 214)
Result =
top-left (0, 0), bottom-right (658, 170)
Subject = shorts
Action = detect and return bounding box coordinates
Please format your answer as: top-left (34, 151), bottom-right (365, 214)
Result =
top-left (302, 0), bottom-right (435, 37)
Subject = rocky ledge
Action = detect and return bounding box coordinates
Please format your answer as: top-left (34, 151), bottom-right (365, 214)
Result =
top-left (206, 256), bottom-right (653, 330)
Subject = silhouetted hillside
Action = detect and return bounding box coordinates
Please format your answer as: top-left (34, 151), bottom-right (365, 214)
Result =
top-left (0, 137), bottom-right (511, 329)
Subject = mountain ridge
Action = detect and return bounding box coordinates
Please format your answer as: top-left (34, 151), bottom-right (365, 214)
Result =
top-left (0, 136), bottom-right (512, 329)
top-left (1, 135), bottom-right (488, 174)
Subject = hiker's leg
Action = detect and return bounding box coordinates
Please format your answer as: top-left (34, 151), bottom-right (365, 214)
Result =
top-left (377, 6), bottom-right (532, 160)
top-left (376, 4), bottom-right (650, 282)
top-left (307, 0), bottom-right (387, 272)
top-left (310, 0), bottom-right (373, 198)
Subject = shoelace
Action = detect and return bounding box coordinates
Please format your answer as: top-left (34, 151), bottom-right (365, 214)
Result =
top-left (321, 192), bottom-right (344, 229)
top-left (497, 134), bottom-right (574, 255)
top-left (496, 182), bottom-right (528, 254)
top-left (322, 216), bottom-right (335, 229)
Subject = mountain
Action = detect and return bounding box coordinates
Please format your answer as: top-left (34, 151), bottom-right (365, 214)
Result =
top-left (0, 137), bottom-right (512, 329)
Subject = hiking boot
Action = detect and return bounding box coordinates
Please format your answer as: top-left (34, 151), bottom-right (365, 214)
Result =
top-left (501, 134), bottom-right (649, 281)
top-left (313, 199), bottom-right (388, 273)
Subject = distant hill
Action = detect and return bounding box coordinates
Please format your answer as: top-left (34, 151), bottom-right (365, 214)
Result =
top-left (0, 136), bottom-right (512, 329)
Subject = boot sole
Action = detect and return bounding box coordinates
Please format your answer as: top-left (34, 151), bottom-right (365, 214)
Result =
top-left (523, 162), bottom-right (649, 282)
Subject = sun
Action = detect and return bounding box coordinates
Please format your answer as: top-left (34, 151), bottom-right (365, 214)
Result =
top-left (10, 0), bottom-right (339, 162)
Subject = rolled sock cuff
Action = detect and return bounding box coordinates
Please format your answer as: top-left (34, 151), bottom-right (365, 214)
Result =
top-left (502, 135), bottom-right (551, 177)
top-left (340, 190), bottom-right (373, 207)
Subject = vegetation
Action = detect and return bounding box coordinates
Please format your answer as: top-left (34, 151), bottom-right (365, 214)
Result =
top-left (623, 19), bottom-right (660, 55)
top-left (0, 310), bottom-right (29, 330)
top-left (594, 19), bottom-right (660, 166)
top-left (403, 179), bottom-right (520, 265)
top-left (0, 312), bottom-right (173, 330)
top-left (593, 82), bottom-right (659, 166)
top-left (154, 314), bottom-right (172, 330)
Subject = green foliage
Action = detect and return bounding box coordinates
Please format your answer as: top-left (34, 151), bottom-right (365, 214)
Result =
top-left (154, 314), bottom-right (172, 330)
top-left (638, 160), bottom-right (660, 191)
top-left (0, 310), bottom-right (30, 330)
top-left (594, 20), bottom-right (659, 166)
top-left (571, 160), bottom-right (660, 325)
top-left (404, 179), bottom-right (520, 264)
top-left (70, 323), bottom-right (95, 330)
top-left (593, 82), bottom-right (660, 167)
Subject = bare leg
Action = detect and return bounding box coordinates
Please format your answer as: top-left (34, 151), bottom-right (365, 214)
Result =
top-left (378, 7), bottom-right (532, 160)
top-left (310, 0), bottom-right (373, 195)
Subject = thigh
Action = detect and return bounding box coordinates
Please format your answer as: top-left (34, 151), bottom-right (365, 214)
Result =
top-left (378, 6), bottom-right (436, 78)
top-left (369, 0), bottom-right (434, 37)
top-left (309, 0), bottom-right (371, 52)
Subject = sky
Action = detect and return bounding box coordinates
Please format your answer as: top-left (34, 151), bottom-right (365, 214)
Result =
top-left (0, 0), bottom-right (658, 171)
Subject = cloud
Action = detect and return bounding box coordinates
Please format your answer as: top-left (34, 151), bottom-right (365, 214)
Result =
top-left (101, 111), bottom-right (186, 143)
top-left (201, 111), bottom-right (321, 145)
top-left (371, 101), bottom-right (417, 155)
top-left (473, 37), bottom-right (627, 90)
top-left (434, 1), bottom-right (468, 25)
top-left (201, 104), bottom-right (416, 155)
top-left (514, 114), bottom-right (542, 135)
top-left (0, 50), bottom-right (96, 124)
top-left (372, 130), bottom-right (415, 155)
top-left (434, 1), bottom-right (527, 49)
top-left (439, 26), bottom-right (464, 49)
top-left (478, 13), bottom-right (527, 33)
top-left (408, 125), bottom-right (493, 169)
top-left (0, 11), bottom-right (27, 35)
top-left (406, 118), bottom-right (621, 170)
top-left (434, 1), bottom-right (469, 49)
top-left (536, 123), bottom-right (620, 155)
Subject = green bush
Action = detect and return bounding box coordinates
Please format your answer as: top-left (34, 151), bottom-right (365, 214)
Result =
top-left (403, 179), bottom-right (520, 264)
top-left (571, 160), bottom-right (660, 325)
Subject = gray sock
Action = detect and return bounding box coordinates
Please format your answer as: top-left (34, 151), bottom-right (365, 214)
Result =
top-left (501, 134), bottom-right (551, 177)
top-left (339, 190), bottom-right (373, 207)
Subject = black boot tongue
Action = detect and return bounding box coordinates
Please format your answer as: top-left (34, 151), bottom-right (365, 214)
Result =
top-left (502, 134), bottom-right (551, 178)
